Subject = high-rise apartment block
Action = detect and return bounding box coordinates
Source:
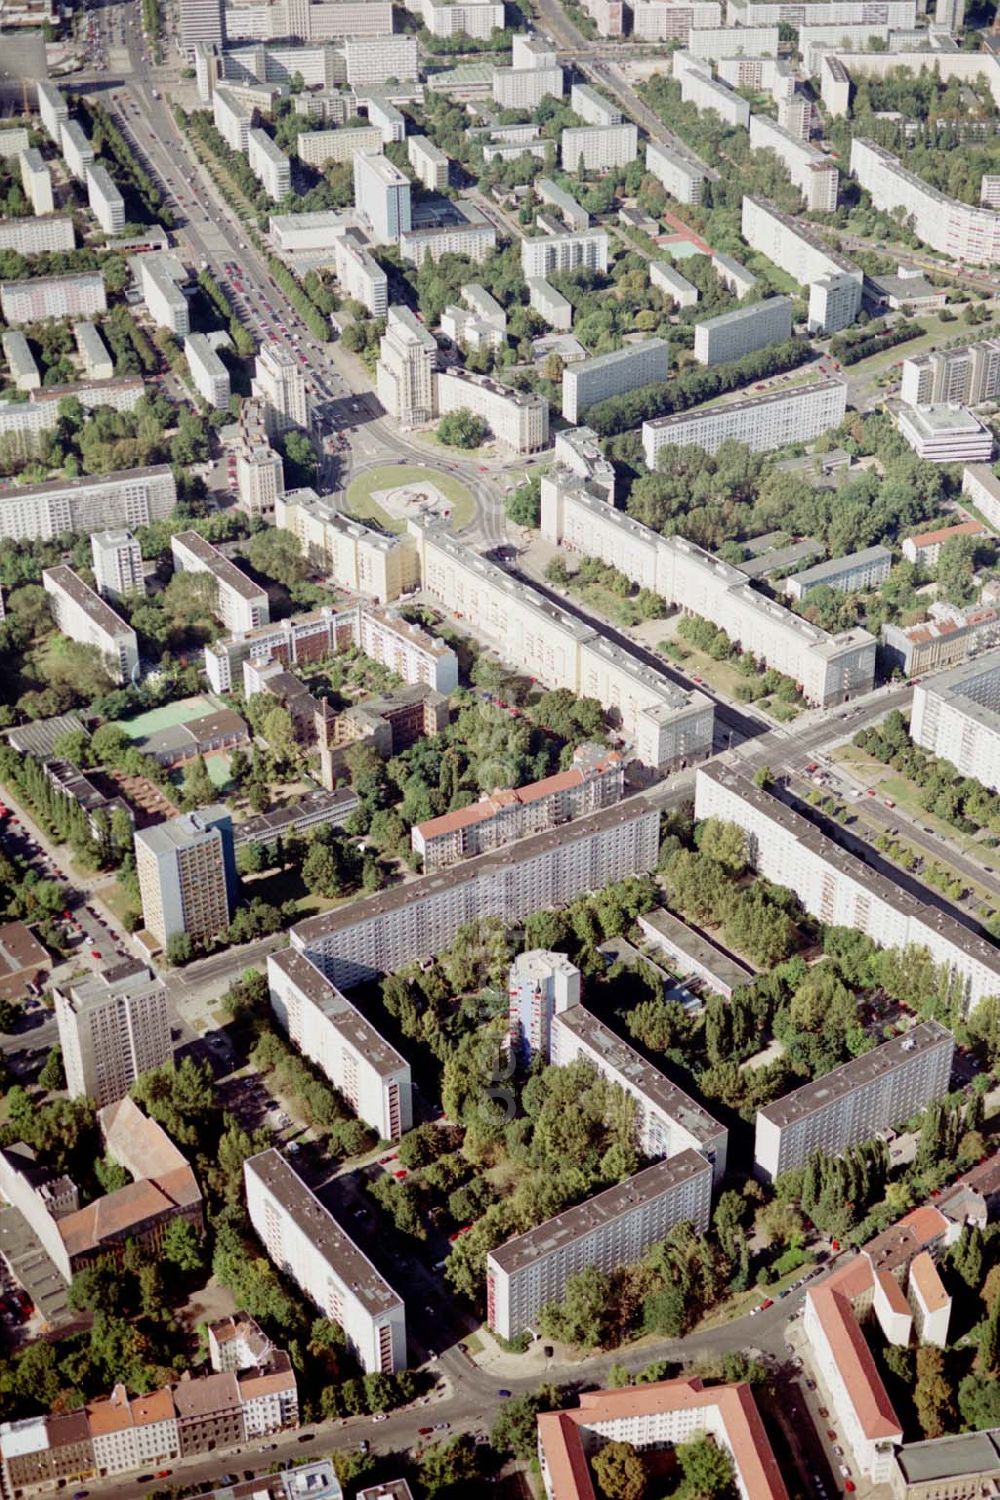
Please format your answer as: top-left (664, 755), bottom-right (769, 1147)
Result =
top-left (421, 0), bottom-right (504, 35)
top-left (399, 214), bottom-right (496, 268)
top-left (562, 339), bottom-right (668, 424)
top-left (252, 341), bottom-right (309, 435)
top-left (213, 87), bottom-right (254, 151)
top-left (60, 120), bottom-right (95, 183)
top-left (407, 135), bottom-right (449, 191)
top-left (352, 151), bottom-right (411, 245)
top-left (1, 272), bottom-right (106, 326)
top-left (19, 148), bottom-right (55, 216)
top-left (528, 277), bottom-right (573, 330)
top-left (693, 295), bottom-right (792, 367)
top-left (343, 34), bottom-right (418, 86)
top-left (91, 529), bottom-right (145, 601)
top-left (413, 744), bottom-right (624, 872)
top-left (291, 798), bottom-right (661, 989)
top-left (632, 0), bottom-right (722, 37)
top-left (754, 1022), bottom-right (954, 1182)
top-left (521, 229), bottom-right (608, 278)
top-left (170, 530), bottom-right (269, 632)
top-left (179, 0), bottom-right (225, 54)
top-left (134, 252), bottom-right (190, 335)
top-left (86, 164), bottom-right (125, 236)
top-left (0, 215), bottom-right (73, 255)
top-left (910, 651), bottom-right (1000, 794)
top-left (643, 378), bottom-right (847, 461)
top-left (851, 137), bottom-right (1000, 266)
top-left (376, 305), bottom-right (437, 427)
top-left (559, 123), bottom-right (637, 172)
top-left (55, 962), bottom-right (172, 1109)
top-left (436, 369), bottom-right (548, 453)
top-left (0, 466), bottom-right (176, 544)
top-left (749, 113), bottom-right (839, 211)
top-left (900, 337), bottom-right (1000, 408)
top-left (134, 807), bottom-right (237, 950)
top-left (644, 140), bottom-right (706, 204)
top-left (695, 761), bottom-right (1000, 1011)
top-left (541, 464), bottom-right (874, 706)
top-left (487, 1153), bottom-right (713, 1340)
top-left (37, 79), bottom-right (69, 140)
top-left (247, 128), bottom-right (291, 200)
top-left (41, 566), bottom-right (139, 685)
top-left (492, 65), bottom-right (564, 109)
top-left (274, 489), bottom-right (420, 604)
top-left (680, 68), bottom-right (750, 128)
top-left (507, 949), bottom-right (583, 1061)
top-left (296, 126), bottom-right (383, 166)
top-left (569, 82), bottom-right (620, 126)
top-left (268, 949), bottom-right (412, 1139)
top-left (235, 404), bottom-right (285, 519)
top-left (688, 23), bottom-right (779, 54)
top-left (184, 333), bottom-right (232, 409)
top-left (245, 1150), bottom-right (406, 1372)
top-left (741, 195), bottom-right (862, 334)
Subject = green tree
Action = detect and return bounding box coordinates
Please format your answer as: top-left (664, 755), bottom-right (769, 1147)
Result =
top-left (676, 1436), bottom-right (736, 1500)
top-left (245, 529), bottom-right (308, 589)
top-left (914, 1346), bottom-right (954, 1438)
top-left (165, 932), bottom-right (193, 965)
top-left (38, 1045), bottom-right (65, 1091)
top-left (179, 754), bottom-right (215, 810)
top-left (437, 408), bottom-right (488, 448)
top-left (506, 474), bottom-right (541, 527)
top-left (161, 1215), bottom-right (205, 1273)
top-left (592, 1441), bottom-right (646, 1500)
top-left (419, 1434), bottom-right (479, 1496)
top-left (539, 1265), bottom-right (612, 1347)
top-left (695, 818), bottom-right (747, 873)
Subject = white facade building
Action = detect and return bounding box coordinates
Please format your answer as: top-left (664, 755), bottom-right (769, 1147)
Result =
top-left (135, 253), bottom-right (190, 335)
top-left (749, 112), bottom-right (839, 211)
top-left (268, 949), bottom-right (412, 1140)
top-left (19, 149), bottom-right (54, 216)
top-left (0, 213), bottom-right (73, 255)
top-left (910, 651), bottom-right (1000, 794)
top-left (213, 87), bottom-right (254, 151)
top-left (562, 339), bottom-right (669, 424)
top-left (343, 34), bottom-right (418, 86)
top-left (297, 126), bottom-right (383, 165)
top-left (376, 305), bottom-right (437, 427)
top-left (75, 322), bottom-right (114, 381)
top-left (896, 403), bottom-right (993, 464)
top-left (2, 331), bottom-right (39, 392)
top-left (60, 119), bottom-right (94, 183)
top-left (528, 277), bottom-right (573, 330)
top-left (421, 0), bottom-right (505, 34)
top-left (436, 369), bottom-right (549, 453)
top-left (851, 136), bottom-right (1000, 266)
top-left (650, 260), bottom-right (699, 307)
top-left (91, 528), bottom-right (145, 601)
top-left (0, 466), bottom-right (176, 544)
top-left (86, 164), bottom-right (125, 235)
top-left (900, 338), bottom-right (1000, 408)
top-left (507, 949), bottom-right (582, 1061)
top-left (644, 378), bottom-right (847, 461)
top-left (680, 68), bottom-right (750, 128)
top-left (55, 964), bottom-right (171, 1110)
top-left (171, 530), bottom-right (269, 632)
top-left (741, 195), bottom-right (862, 333)
top-left (407, 135), bottom-right (449, 191)
top-left (37, 80), bottom-right (69, 141)
top-left (353, 151), bottom-right (411, 245)
top-left (252, 340), bottom-right (309, 434)
top-left (184, 332), bottom-right (231, 409)
top-left (245, 1150), bottom-right (406, 1373)
top-left (644, 140), bottom-right (706, 204)
top-left (492, 65), bottom-right (564, 109)
top-left (0, 272), bottom-right (106, 326)
top-left (695, 761), bottom-right (1000, 1012)
top-left (247, 128), bottom-right (292, 199)
top-left (42, 565), bottom-right (139, 685)
top-left (275, 490), bottom-right (421, 604)
top-left (559, 122), bottom-right (638, 172)
top-left (687, 22), bottom-right (779, 54)
top-left (521, 229), bottom-right (608, 278)
top-left (693, 295), bottom-right (792, 367)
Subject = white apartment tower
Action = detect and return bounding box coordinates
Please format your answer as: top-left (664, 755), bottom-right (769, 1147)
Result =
top-left (521, 230), bottom-right (608, 278)
top-left (693, 296), bottom-right (793, 367)
top-left (352, 151), bottom-right (411, 245)
top-left (55, 964), bottom-right (172, 1109)
top-left (507, 949), bottom-right (582, 1061)
top-left (245, 1150), bottom-right (407, 1372)
top-left (19, 148), bottom-right (54, 216)
top-left (184, 332), bottom-right (232, 409)
top-left (376, 305), bottom-right (437, 427)
top-left (407, 135), bottom-right (449, 191)
top-left (252, 341), bottom-right (309, 435)
top-left (134, 807), bottom-right (236, 949)
top-left (86, 164), bottom-right (125, 236)
top-left (91, 529), bottom-right (145, 602)
top-left (41, 565), bottom-right (139, 684)
top-left (247, 128), bottom-right (291, 200)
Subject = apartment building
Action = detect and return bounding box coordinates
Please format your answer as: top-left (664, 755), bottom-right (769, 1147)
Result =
top-left (749, 113), bottom-right (838, 211)
top-left (275, 489), bottom-right (421, 603)
top-left (896, 403), bottom-right (993, 464)
top-left (213, 87), bottom-right (254, 151)
top-left (900, 337), bottom-right (1000, 408)
top-left (730, 0), bottom-right (914, 21)
top-left (882, 602), bottom-right (1000, 678)
top-left (37, 79), bottom-right (69, 139)
top-left (296, 126), bottom-right (383, 165)
top-left (359, 93), bottom-right (404, 146)
top-left (290, 797), bottom-right (661, 988)
top-left (421, 0), bottom-right (504, 34)
top-left (538, 1379), bottom-right (788, 1500)
top-left (713, 251), bottom-right (758, 298)
top-left (407, 135), bottom-right (449, 192)
top-left (252, 340), bottom-right (309, 435)
top-left (536, 177), bottom-right (588, 231)
top-left (754, 1021), bottom-right (954, 1182)
top-left (0, 272), bottom-right (106, 326)
top-left (86, 163), bottom-right (125, 236)
top-left (487, 1152), bottom-right (713, 1340)
top-left (134, 807), bottom-right (237, 949)
top-left (741, 194), bottom-right (862, 334)
top-left (134, 252), bottom-right (190, 335)
top-left (492, 65), bottom-right (564, 109)
top-left (632, 0), bottom-right (722, 40)
top-left (54, 962), bottom-right (171, 1110)
top-left (75, 322), bottom-right (114, 381)
top-left (650, 260), bottom-right (699, 308)
top-left (644, 141), bottom-right (706, 205)
top-left (184, 332), bottom-right (231, 409)
top-left (541, 452), bottom-right (874, 706)
top-left (245, 1149), bottom-right (406, 1372)
top-left (644, 378), bottom-right (847, 461)
top-left (693, 295), bottom-right (792, 367)
top-left (247, 128), bottom-right (291, 199)
top-left (399, 215), bottom-right (496, 267)
top-left (910, 651), bottom-right (1000, 793)
top-left (41, 566), bottom-right (139, 685)
top-left (171, 530), bottom-right (269, 632)
top-left (91, 528), bottom-right (144, 602)
top-left (680, 67), bottom-right (750, 128)
top-left (441, 284), bottom-right (507, 353)
top-left (695, 761), bottom-right (1000, 1011)
top-left (559, 122), bottom-right (637, 172)
top-left (343, 34), bottom-right (418, 86)
top-left (60, 119), bottom-right (94, 182)
top-left (507, 949), bottom-right (582, 1062)
top-left (963, 461), bottom-right (1000, 531)
top-left (852, 137), bottom-right (1000, 266)
top-left (413, 743), bottom-right (624, 871)
top-left (528, 277), bottom-right (573, 330)
top-left (411, 518), bottom-right (715, 767)
top-left (436, 368), bottom-right (549, 453)
top-left (0, 213), bottom-right (73, 256)
top-left (18, 148), bottom-right (55, 216)
top-left (0, 466), bottom-right (176, 544)
top-left (376, 304), bottom-right (437, 427)
top-left (717, 52), bottom-right (781, 90)
top-left (268, 949), bottom-right (411, 1139)
top-left (784, 544), bottom-right (892, 602)
top-left (521, 229), bottom-right (608, 279)
top-left (3, 331), bottom-right (39, 392)
top-left (356, 603), bottom-right (458, 691)
top-left (562, 339), bottom-right (668, 424)
top-left (687, 22), bottom-right (779, 54)
top-left (568, 81), bottom-right (619, 125)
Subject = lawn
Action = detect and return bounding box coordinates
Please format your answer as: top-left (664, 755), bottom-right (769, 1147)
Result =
top-left (846, 314), bottom-right (1000, 380)
top-left (344, 464), bottom-right (476, 534)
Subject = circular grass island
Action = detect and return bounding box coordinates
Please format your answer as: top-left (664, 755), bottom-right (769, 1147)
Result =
top-left (343, 464), bottom-right (476, 535)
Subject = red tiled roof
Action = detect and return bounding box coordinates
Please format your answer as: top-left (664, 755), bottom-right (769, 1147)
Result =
top-left (807, 1285), bottom-right (903, 1441)
top-left (909, 1251), bottom-right (949, 1314)
top-left (414, 754), bottom-right (622, 843)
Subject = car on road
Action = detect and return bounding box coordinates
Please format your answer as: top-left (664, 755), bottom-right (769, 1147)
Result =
top-left (434, 1422), bottom-right (450, 1430)
top-left (156, 1471), bottom-right (171, 1479)
top-left (497, 1389), bottom-right (512, 1398)
top-left (418, 1427), bottom-right (433, 1436)
top-left (372, 1414), bottom-right (387, 1423)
